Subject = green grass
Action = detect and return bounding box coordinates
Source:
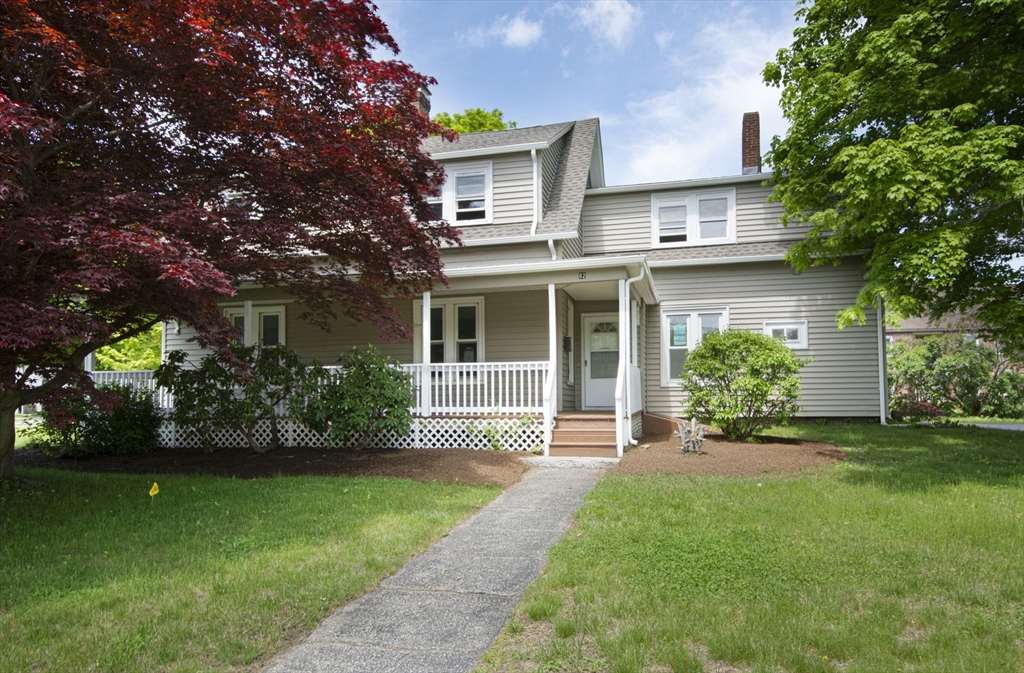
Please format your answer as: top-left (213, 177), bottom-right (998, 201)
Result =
top-left (478, 424), bottom-right (1024, 673)
top-left (0, 469), bottom-right (498, 672)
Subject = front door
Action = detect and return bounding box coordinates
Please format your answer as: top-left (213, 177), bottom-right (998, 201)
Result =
top-left (583, 314), bottom-right (619, 409)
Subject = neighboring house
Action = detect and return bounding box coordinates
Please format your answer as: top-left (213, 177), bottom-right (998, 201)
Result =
top-left (887, 314), bottom-right (983, 346)
top-left (160, 111), bottom-right (887, 456)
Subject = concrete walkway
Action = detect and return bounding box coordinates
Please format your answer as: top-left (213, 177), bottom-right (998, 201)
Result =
top-left (973, 423), bottom-right (1024, 431)
top-left (263, 466), bottom-right (603, 673)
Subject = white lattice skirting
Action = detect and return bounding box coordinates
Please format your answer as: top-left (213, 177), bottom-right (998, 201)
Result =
top-left (159, 416), bottom-right (545, 452)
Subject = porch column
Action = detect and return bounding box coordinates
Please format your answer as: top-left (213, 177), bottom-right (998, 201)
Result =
top-left (543, 283), bottom-right (556, 454)
top-left (616, 278), bottom-right (627, 456)
top-left (243, 300), bottom-right (255, 347)
top-left (421, 292), bottom-right (431, 417)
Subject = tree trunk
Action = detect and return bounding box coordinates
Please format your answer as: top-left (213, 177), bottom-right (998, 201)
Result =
top-left (1, 394), bottom-right (18, 483)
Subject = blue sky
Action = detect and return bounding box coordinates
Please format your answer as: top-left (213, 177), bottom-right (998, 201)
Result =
top-left (376, 0), bottom-right (801, 186)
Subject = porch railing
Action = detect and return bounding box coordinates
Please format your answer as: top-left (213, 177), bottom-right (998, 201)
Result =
top-left (85, 362), bottom-right (549, 417)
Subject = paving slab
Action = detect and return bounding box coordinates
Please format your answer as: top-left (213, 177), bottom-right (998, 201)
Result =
top-left (262, 467), bottom-right (603, 673)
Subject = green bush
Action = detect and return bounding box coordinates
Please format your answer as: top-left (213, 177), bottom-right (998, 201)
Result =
top-left (156, 344), bottom-right (309, 453)
top-left (681, 329), bottom-right (806, 441)
top-left (30, 384), bottom-right (161, 456)
top-left (293, 346), bottom-right (413, 449)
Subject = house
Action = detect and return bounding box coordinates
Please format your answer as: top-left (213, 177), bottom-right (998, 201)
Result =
top-left (159, 112), bottom-right (887, 456)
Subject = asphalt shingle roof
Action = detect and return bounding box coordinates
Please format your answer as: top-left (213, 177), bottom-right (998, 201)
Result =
top-left (422, 121), bottom-right (574, 155)
top-left (536, 118), bottom-right (598, 238)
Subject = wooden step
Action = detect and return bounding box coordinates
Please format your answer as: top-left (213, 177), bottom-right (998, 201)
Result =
top-left (551, 428), bottom-right (616, 442)
top-left (554, 416), bottom-right (615, 430)
top-left (548, 443), bottom-right (619, 458)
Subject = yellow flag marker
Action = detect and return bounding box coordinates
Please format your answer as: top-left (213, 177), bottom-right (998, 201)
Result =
top-left (149, 482), bottom-right (159, 497)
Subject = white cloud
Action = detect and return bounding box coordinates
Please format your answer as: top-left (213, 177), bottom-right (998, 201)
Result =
top-left (571, 0), bottom-right (642, 50)
top-left (463, 13), bottom-right (543, 49)
top-left (610, 16), bottom-right (793, 184)
top-left (654, 30), bottom-right (673, 50)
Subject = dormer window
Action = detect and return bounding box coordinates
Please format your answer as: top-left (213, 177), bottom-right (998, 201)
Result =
top-left (427, 161), bottom-right (493, 225)
top-left (652, 188), bottom-right (736, 248)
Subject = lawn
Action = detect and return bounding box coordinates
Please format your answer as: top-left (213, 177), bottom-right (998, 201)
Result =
top-left (0, 468), bottom-right (498, 672)
top-left (477, 424), bottom-right (1024, 673)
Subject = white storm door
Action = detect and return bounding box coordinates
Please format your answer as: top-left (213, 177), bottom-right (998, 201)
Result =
top-left (583, 314), bottom-right (619, 410)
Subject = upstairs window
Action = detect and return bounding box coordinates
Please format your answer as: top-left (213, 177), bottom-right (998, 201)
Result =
top-left (426, 161), bottom-right (493, 225)
top-left (764, 320), bottom-right (808, 350)
top-left (652, 188), bottom-right (736, 248)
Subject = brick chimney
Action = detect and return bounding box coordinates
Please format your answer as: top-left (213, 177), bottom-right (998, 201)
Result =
top-left (416, 87), bottom-right (431, 118)
top-left (742, 112), bottom-right (761, 174)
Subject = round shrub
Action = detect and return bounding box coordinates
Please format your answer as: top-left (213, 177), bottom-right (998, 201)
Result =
top-left (681, 329), bottom-right (807, 441)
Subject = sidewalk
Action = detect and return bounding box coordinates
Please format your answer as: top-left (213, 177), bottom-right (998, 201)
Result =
top-left (263, 465), bottom-right (605, 673)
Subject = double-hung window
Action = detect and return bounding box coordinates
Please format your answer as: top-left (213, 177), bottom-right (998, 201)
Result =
top-left (224, 306), bottom-right (286, 346)
top-left (414, 297), bottom-right (485, 363)
top-left (426, 161), bottom-right (493, 225)
top-left (652, 188), bottom-right (736, 248)
top-left (661, 306), bottom-right (728, 385)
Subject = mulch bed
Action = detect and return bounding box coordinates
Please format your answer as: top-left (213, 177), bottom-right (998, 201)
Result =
top-left (615, 432), bottom-right (845, 476)
top-left (14, 431), bottom-right (845, 487)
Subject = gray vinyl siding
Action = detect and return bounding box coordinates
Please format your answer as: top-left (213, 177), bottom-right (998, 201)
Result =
top-left (645, 260), bottom-right (881, 418)
top-left (287, 299), bottom-right (414, 364)
top-left (442, 242), bottom-right (551, 268)
top-left (484, 290), bottom-right (548, 362)
top-left (492, 152), bottom-right (534, 226)
top-left (581, 182), bottom-right (808, 255)
top-left (558, 237), bottom-right (583, 259)
top-left (162, 321), bottom-right (212, 363)
top-left (541, 135), bottom-right (565, 211)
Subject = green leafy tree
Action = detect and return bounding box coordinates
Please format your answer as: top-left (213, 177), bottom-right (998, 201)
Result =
top-left (681, 330), bottom-right (806, 441)
top-left (433, 108), bottom-right (516, 134)
top-left (764, 0), bottom-right (1024, 354)
top-left (156, 345), bottom-right (309, 453)
top-left (293, 347), bottom-right (413, 450)
top-left (94, 325), bottom-right (162, 371)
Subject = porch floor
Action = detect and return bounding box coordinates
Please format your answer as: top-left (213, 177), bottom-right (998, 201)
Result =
top-left (549, 413), bottom-right (617, 458)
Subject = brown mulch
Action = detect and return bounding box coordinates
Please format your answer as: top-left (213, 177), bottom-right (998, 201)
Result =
top-left (615, 432), bottom-right (845, 476)
top-left (12, 444), bottom-right (530, 489)
top-left (14, 431), bottom-right (845, 488)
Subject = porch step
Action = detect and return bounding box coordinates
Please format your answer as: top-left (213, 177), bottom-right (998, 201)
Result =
top-left (549, 413), bottom-right (618, 458)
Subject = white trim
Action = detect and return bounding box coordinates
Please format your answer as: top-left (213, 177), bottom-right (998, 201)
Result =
top-left (413, 296), bottom-right (485, 364)
top-left (444, 161), bottom-right (493, 225)
top-left (586, 171), bottom-right (770, 196)
top-left (651, 188), bottom-right (736, 249)
top-left (224, 304), bottom-right (287, 346)
top-left (648, 254), bottom-right (786, 268)
top-left (441, 231), bottom-right (577, 248)
top-left (763, 320), bottom-right (809, 350)
top-left (878, 301), bottom-right (888, 425)
top-left (659, 305), bottom-right (729, 386)
top-left (443, 254), bottom-right (650, 277)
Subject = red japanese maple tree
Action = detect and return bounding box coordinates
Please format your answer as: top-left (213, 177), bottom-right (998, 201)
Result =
top-left (0, 0), bottom-right (458, 480)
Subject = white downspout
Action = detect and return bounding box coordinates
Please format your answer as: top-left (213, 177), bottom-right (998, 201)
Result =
top-left (530, 148), bottom-right (541, 236)
top-left (622, 267), bottom-right (646, 446)
top-left (877, 300), bottom-right (888, 425)
top-left (548, 239), bottom-right (557, 261)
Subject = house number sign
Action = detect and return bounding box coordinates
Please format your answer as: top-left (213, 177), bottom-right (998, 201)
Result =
top-left (578, 272), bottom-right (586, 279)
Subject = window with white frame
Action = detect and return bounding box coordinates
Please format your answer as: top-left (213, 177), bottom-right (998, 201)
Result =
top-left (426, 162), bottom-right (493, 225)
top-left (764, 320), bottom-right (808, 350)
top-left (652, 188), bottom-right (736, 247)
top-left (661, 306), bottom-right (728, 385)
top-left (413, 297), bottom-right (485, 363)
top-left (223, 306), bottom-right (287, 346)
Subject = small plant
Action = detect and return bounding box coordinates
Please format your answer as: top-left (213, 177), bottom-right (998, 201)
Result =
top-left (292, 346), bottom-right (413, 450)
top-left (681, 329), bottom-right (807, 441)
top-left (468, 410), bottom-right (535, 451)
top-left (890, 400), bottom-right (944, 423)
top-left (156, 344), bottom-right (309, 453)
top-left (29, 384), bottom-right (162, 457)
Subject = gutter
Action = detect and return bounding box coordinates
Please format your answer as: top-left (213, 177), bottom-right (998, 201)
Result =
top-left (647, 254), bottom-right (787, 268)
top-left (586, 171), bottom-right (771, 196)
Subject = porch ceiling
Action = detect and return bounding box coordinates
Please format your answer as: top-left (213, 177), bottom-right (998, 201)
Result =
top-left (563, 280), bottom-right (618, 301)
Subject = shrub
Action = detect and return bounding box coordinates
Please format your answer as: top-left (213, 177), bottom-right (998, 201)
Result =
top-left (890, 400), bottom-right (944, 423)
top-left (681, 329), bottom-right (806, 441)
top-left (30, 384), bottom-right (161, 457)
top-left (156, 344), bottom-right (309, 453)
top-left (293, 346), bottom-right (413, 450)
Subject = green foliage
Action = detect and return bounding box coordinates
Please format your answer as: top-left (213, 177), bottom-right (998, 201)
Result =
top-left (29, 384), bottom-right (161, 457)
top-left (432, 107), bottom-right (516, 134)
top-left (765, 1), bottom-right (1024, 354)
top-left (94, 325), bottom-right (162, 371)
top-left (888, 335), bottom-right (1022, 417)
top-left (292, 347), bottom-right (413, 450)
top-left (681, 329), bottom-right (805, 440)
top-left (156, 345), bottom-right (309, 453)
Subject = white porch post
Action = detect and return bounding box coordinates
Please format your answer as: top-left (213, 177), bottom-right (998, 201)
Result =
top-left (543, 283), bottom-right (556, 455)
top-left (421, 292), bottom-right (432, 418)
top-left (243, 300), bottom-right (255, 347)
top-left (615, 278), bottom-right (626, 456)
